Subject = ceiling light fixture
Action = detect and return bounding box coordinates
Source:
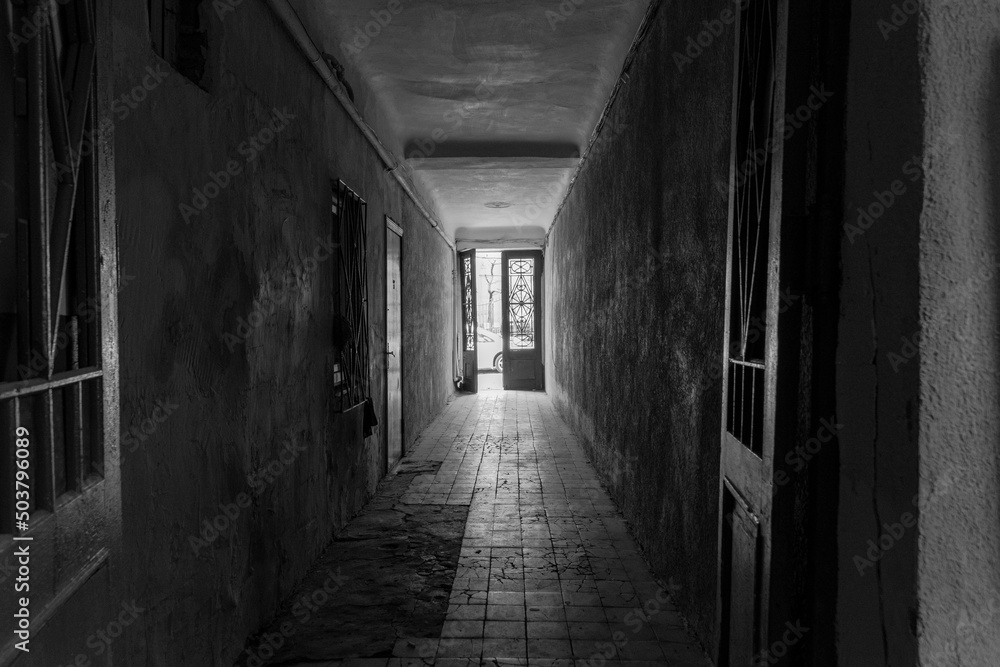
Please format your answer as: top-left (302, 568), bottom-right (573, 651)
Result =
top-left (484, 201), bottom-right (511, 208)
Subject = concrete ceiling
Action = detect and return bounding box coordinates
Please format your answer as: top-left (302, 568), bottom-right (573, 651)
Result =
top-left (295, 0), bottom-right (652, 246)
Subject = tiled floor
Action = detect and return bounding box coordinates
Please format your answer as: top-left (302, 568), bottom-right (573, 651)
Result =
top-left (292, 390), bottom-right (711, 666)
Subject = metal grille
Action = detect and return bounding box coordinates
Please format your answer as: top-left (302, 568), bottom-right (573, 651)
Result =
top-left (726, 0), bottom-right (777, 456)
top-left (463, 257), bottom-right (475, 351)
top-left (507, 258), bottom-right (535, 350)
top-left (333, 181), bottom-right (370, 411)
top-left (0, 0), bottom-right (103, 530)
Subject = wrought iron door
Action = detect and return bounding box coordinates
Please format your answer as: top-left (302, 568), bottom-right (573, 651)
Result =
top-left (0, 0), bottom-right (121, 659)
top-left (458, 250), bottom-right (477, 392)
top-left (717, 0), bottom-right (790, 663)
top-left (501, 250), bottom-right (543, 391)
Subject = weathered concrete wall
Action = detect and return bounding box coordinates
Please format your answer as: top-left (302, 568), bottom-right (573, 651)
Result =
top-left (916, 2), bottom-right (1000, 664)
top-left (543, 0), bottom-right (732, 651)
top-left (105, 1), bottom-right (454, 664)
top-left (400, 196), bottom-right (457, 450)
top-left (838, 1), bottom-right (924, 663)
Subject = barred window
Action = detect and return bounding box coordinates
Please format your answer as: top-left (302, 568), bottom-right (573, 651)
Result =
top-left (332, 181), bottom-right (371, 413)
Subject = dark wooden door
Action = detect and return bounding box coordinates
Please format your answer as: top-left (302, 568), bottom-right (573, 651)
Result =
top-left (458, 250), bottom-right (478, 392)
top-left (501, 251), bottom-right (543, 391)
top-left (385, 218), bottom-right (403, 467)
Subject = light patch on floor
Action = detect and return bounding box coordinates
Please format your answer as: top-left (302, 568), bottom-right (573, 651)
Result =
top-left (477, 372), bottom-right (504, 392)
top-left (258, 391), bottom-right (710, 666)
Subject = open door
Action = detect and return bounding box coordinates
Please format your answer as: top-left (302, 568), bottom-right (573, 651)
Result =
top-left (501, 250), bottom-right (543, 391)
top-left (717, 0), bottom-right (843, 662)
top-left (458, 250), bottom-right (477, 392)
top-left (0, 0), bottom-right (122, 661)
top-left (717, 0), bottom-right (794, 663)
top-left (385, 217), bottom-right (403, 468)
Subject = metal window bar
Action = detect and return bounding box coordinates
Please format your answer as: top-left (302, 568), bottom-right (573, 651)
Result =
top-left (725, 0), bottom-right (777, 455)
top-left (333, 181), bottom-right (370, 412)
top-left (0, 0), bottom-right (103, 534)
top-left (507, 258), bottom-right (535, 350)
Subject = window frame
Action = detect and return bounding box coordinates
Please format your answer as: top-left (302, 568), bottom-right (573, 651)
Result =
top-left (0, 0), bottom-right (121, 656)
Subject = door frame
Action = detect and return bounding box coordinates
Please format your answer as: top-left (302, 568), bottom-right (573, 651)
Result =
top-left (0, 0), bottom-right (121, 658)
top-left (716, 0), bottom-right (843, 663)
top-left (458, 250), bottom-right (478, 392)
top-left (500, 250), bottom-right (543, 391)
top-left (384, 216), bottom-right (403, 469)
top-left (716, 0), bottom-right (791, 662)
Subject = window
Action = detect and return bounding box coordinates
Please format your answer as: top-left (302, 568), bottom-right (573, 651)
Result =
top-left (507, 258), bottom-right (536, 350)
top-left (2, 0), bottom-right (104, 514)
top-left (332, 181), bottom-right (371, 413)
top-left (0, 0), bottom-right (120, 640)
top-left (149, 0), bottom-right (208, 87)
top-left (725, 0), bottom-right (778, 456)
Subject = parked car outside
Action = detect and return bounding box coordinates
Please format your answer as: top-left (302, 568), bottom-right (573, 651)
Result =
top-left (476, 328), bottom-right (503, 372)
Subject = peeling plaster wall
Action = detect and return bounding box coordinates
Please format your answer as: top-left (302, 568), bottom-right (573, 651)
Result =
top-left (917, 2), bottom-right (1000, 664)
top-left (399, 196), bottom-right (457, 449)
top-left (109, 1), bottom-right (453, 663)
top-left (543, 0), bottom-right (732, 652)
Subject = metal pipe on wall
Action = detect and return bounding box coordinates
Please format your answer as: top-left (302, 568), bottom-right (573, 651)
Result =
top-left (264, 0), bottom-right (454, 251)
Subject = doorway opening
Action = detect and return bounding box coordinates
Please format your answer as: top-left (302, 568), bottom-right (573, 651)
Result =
top-left (475, 252), bottom-right (504, 391)
top-left (458, 248), bottom-right (544, 393)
